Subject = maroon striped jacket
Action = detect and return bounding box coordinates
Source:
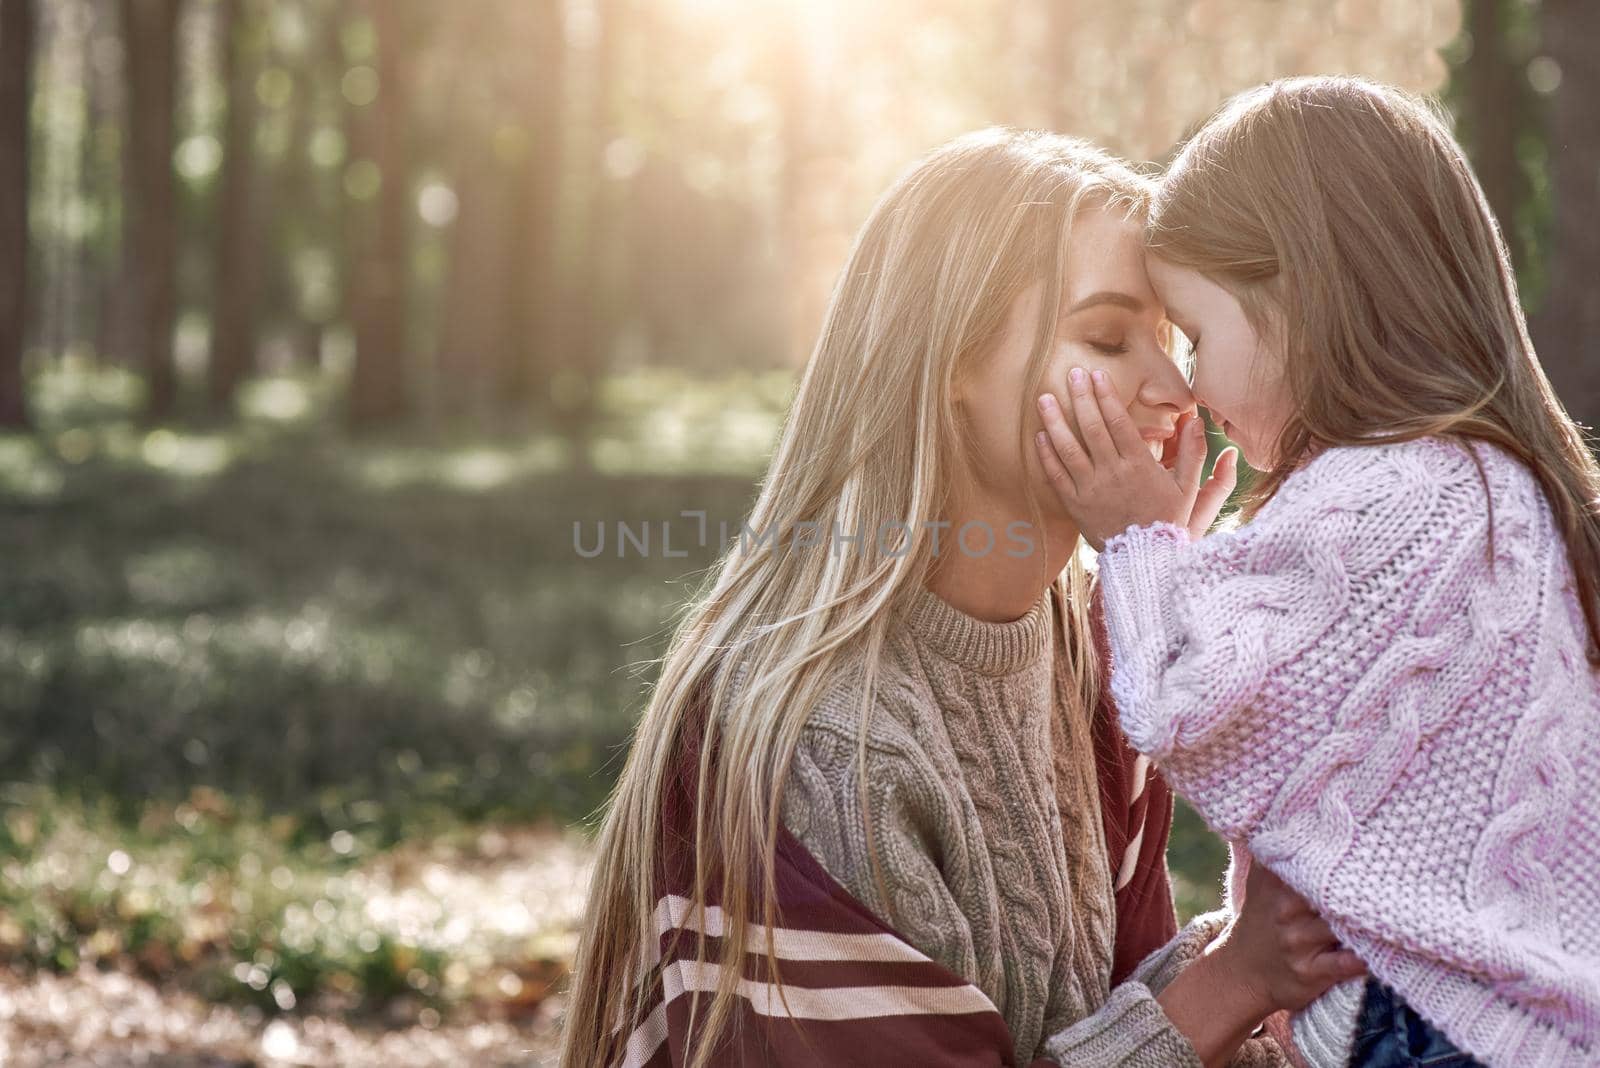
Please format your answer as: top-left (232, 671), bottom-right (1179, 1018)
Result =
top-left (610, 597), bottom-right (1179, 1066)
top-left (608, 705), bottom-right (1055, 1067)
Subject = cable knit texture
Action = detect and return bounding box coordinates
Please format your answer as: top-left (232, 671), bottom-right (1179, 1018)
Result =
top-left (1097, 436), bottom-right (1600, 1068)
top-left (778, 580), bottom-right (1287, 1066)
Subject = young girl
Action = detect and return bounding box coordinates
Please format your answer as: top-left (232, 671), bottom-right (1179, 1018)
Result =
top-left (1034, 76), bottom-right (1600, 1067)
top-left (560, 128), bottom-right (1364, 1068)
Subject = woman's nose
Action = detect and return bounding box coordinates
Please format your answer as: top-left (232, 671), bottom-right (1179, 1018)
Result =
top-left (1138, 356), bottom-right (1197, 416)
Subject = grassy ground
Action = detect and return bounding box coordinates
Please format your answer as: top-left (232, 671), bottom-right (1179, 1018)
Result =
top-left (0, 362), bottom-right (1228, 1063)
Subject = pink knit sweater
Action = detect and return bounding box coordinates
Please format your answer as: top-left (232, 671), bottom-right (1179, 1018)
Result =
top-left (1095, 436), bottom-right (1600, 1068)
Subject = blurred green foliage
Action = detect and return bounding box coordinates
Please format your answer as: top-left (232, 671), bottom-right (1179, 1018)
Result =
top-left (0, 363), bottom-right (793, 830)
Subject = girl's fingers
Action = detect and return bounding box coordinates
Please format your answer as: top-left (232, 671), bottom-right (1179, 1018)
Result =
top-left (1189, 447), bottom-right (1239, 536)
top-left (1067, 368), bottom-right (1119, 462)
top-left (1034, 429), bottom-right (1077, 494)
top-left (1312, 947), bottom-right (1368, 985)
top-left (1089, 369), bottom-right (1147, 460)
top-left (1171, 413), bottom-right (1207, 498)
top-left (1036, 394), bottom-right (1090, 483)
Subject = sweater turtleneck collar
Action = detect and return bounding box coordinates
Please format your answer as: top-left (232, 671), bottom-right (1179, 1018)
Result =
top-left (897, 580), bottom-right (1056, 675)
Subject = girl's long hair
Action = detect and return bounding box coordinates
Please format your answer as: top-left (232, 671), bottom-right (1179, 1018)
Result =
top-left (1147, 75), bottom-right (1600, 659)
top-left (558, 128), bottom-right (1155, 1067)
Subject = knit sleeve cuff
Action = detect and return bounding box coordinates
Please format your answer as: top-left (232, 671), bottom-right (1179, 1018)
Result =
top-left (1096, 520), bottom-right (1191, 756)
top-left (1125, 907), bottom-right (1230, 995)
top-left (1039, 979), bottom-right (1203, 1067)
top-left (1287, 978), bottom-right (1366, 1068)
top-left (1229, 1034), bottom-right (1292, 1068)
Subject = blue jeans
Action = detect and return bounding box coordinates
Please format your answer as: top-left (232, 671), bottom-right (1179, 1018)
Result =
top-left (1347, 976), bottom-right (1487, 1067)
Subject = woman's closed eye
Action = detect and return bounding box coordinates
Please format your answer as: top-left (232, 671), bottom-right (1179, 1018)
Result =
top-left (1086, 338), bottom-right (1129, 355)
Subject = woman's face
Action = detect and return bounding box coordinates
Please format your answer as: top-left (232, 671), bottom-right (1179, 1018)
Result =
top-left (1145, 255), bottom-right (1291, 470)
top-left (958, 206), bottom-right (1196, 522)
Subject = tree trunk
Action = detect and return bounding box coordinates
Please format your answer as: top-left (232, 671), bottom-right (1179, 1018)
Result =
top-left (208, 0), bottom-right (259, 414)
top-left (1038, 0), bottom-right (1078, 132)
top-left (346, 0), bottom-right (412, 427)
top-left (121, 0), bottom-right (181, 421)
top-left (1533, 0), bottom-right (1600, 429)
top-left (437, 135), bottom-right (511, 418)
top-left (276, 0), bottom-right (328, 369)
top-left (88, 0), bottom-right (127, 367)
top-left (293, 0), bottom-right (347, 372)
top-left (500, 0), bottom-right (564, 411)
top-left (771, 5), bottom-right (820, 369)
top-left (1462, 0), bottom-right (1528, 275)
top-left (555, 0), bottom-right (619, 466)
top-left (0, 0), bottom-right (34, 428)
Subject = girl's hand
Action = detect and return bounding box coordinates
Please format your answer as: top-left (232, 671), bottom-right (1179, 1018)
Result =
top-left (1211, 857), bottom-right (1368, 1015)
top-left (1155, 859), bottom-right (1366, 1068)
top-left (1034, 366), bottom-right (1238, 550)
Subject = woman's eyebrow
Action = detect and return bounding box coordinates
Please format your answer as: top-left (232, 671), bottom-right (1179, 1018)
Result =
top-left (1064, 290), bottom-right (1145, 315)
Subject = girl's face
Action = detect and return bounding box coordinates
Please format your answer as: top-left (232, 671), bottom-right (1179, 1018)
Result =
top-left (958, 206), bottom-right (1196, 522)
top-left (1145, 255), bottom-right (1292, 470)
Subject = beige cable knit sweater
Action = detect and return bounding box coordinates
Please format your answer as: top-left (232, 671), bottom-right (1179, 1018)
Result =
top-left (778, 581), bottom-right (1288, 1067)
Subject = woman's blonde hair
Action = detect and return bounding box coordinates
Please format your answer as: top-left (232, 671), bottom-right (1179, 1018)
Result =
top-left (1147, 75), bottom-right (1600, 659)
top-left (559, 128), bottom-right (1155, 1067)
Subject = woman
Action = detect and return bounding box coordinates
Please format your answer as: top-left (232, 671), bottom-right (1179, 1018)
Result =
top-left (559, 128), bottom-right (1366, 1068)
